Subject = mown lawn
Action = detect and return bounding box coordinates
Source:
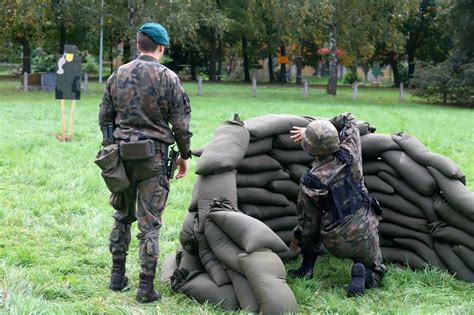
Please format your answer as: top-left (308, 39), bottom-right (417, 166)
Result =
top-left (0, 80), bottom-right (473, 313)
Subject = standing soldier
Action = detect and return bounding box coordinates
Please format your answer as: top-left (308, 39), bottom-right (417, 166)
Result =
top-left (288, 113), bottom-right (386, 297)
top-left (98, 23), bottom-right (192, 303)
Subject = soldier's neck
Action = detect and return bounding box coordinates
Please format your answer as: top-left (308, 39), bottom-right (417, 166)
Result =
top-left (140, 52), bottom-right (162, 62)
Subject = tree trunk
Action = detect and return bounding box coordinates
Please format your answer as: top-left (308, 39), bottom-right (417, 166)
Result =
top-left (19, 37), bottom-right (31, 74)
top-left (242, 34), bottom-right (250, 82)
top-left (391, 60), bottom-right (401, 88)
top-left (279, 44), bottom-right (287, 83)
top-left (191, 64), bottom-right (197, 81)
top-left (408, 54), bottom-right (416, 83)
top-left (296, 58), bottom-right (302, 85)
top-left (59, 22), bottom-right (66, 54)
top-left (123, 39), bottom-right (131, 64)
top-left (217, 35), bottom-right (223, 81)
top-left (268, 53), bottom-right (274, 82)
top-left (326, 6), bottom-right (337, 95)
top-left (209, 37), bottom-right (217, 82)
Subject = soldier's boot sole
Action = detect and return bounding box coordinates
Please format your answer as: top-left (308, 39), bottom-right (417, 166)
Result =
top-left (110, 275), bottom-right (129, 291)
top-left (347, 263), bottom-right (366, 297)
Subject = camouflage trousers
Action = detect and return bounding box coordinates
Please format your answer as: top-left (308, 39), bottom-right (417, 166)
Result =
top-left (109, 145), bottom-right (169, 276)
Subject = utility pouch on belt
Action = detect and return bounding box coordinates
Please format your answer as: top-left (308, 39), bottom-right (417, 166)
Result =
top-left (95, 144), bottom-right (130, 193)
top-left (119, 139), bottom-right (156, 160)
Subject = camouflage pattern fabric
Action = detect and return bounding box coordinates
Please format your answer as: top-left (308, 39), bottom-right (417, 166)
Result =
top-left (295, 113), bottom-right (386, 285)
top-left (302, 119), bottom-right (340, 156)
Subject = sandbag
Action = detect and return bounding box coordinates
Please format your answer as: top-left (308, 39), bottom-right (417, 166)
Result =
top-left (205, 221), bottom-right (244, 275)
top-left (364, 175), bottom-right (395, 194)
top-left (270, 149), bottom-right (314, 165)
top-left (208, 210), bottom-right (289, 253)
top-left (369, 192), bottom-right (426, 219)
top-left (191, 145), bottom-right (205, 157)
top-left (392, 133), bottom-right (465, 181)
top-left (378, 222), bottom-right (433, 248)
top-left (245, 114), bottom-right (310, 140)
top-left (381, 238), bottom-right (397, 247)
top-left (237, 187), bottom-right (289, 207)
top-left (262, 216), bottom-right (298, 232)
top-left (430, 222), bottom-right (474, 250)
top-left (195, 231), bottom-right (231, 286)
top-left (434, 242), bottom-right (474, 282)
top-left (428, 167), bottom-right (474, 221)
top-left (246, 137), bottom-right (273, 157)
top-left (378, 171), bottom-right (438, 222)
top-left (180, 212), bottom-right (198, 255)
top-left (453, 245), bottom-right (474, 270)
top-left (240, 202), bottom-right (297, 221)
top-left (276, 230), bottom-right (294, 245)
top-left (266, 179), bottom-right (300, 202)
top-left (236, 169), bottom-right (289, 187)
top-left (196, 121), bottom-right (249, 175)
top-left (381, 208), bottom-right (430, 234)
top-left (362, 160), bottom-right (400, 179)
top-left (239, 250), bottom-right (298, 314)
top-left (393, 238), bottom-right (445, 268)
top-left (381, 247), bottom-right (427, 268)
top-left (237, 154), bottom-right (282, 173)
top-left (278, 247), bottom-right (301, 261)
top-left (285, 163), bottom-right (309, 183)
top-left (433, 196), bottom-right (474, 236)
top-left (177, 248), bottom-right (204, 272)
top-left (226, 269), bottom-right (259, 312)
top-left (273, 133), bottom-right (303, 150)
top-left (382, 151), bottom-right (438, 196)
top-left (160, 253), bottom-right (178, 283)
top-left (361, 134), bottom-right (401, 159)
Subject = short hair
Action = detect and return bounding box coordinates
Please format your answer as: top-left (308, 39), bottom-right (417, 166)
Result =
top-left (137, 32), bottom-right (159, 53)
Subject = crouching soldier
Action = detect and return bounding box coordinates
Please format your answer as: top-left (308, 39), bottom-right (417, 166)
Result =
top-left (288, 113), bottom-right (386, 297)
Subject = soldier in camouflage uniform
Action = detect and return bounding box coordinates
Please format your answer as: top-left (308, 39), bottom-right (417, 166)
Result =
top-left (288, 113), bottom-right (386, 297)
top-left (99, 23), bottom-right (192, 303)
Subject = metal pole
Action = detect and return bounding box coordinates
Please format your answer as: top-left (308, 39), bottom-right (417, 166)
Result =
top-left (352, 81), bottom-right (358, 100)
top-left (197, 77), bottom-right (203, 96)
top-left (98, 0), bottom-right (104, 84)
top-left (399, 82), bottom-right (404, 102)
top-left (23, 72), bottom-right (28, 92)
top-left (252, 77), bottom-right (257, 97)
top-left (303, 80), bottom-right (308, 98)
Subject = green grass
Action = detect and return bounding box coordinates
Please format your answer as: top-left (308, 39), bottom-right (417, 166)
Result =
top-left (0, 80), bottom-right (473, 313)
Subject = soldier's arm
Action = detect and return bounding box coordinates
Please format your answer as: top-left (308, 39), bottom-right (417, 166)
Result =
top-left (168, 75), bottom-right (192, 159)
top-left (293, 189), bottom-right (322, 246)
top-left (98, 72), bottom-right (117, 129)
top-left (330, 112), bottom-right (360, 153)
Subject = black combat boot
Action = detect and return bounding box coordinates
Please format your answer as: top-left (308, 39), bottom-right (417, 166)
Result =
top-left (288, 247), bottom-right (318, 279)
top-left (109, 257), bottom-right (128, 291)
top-left (365, 267), bottom-right (375, 289)
top-left (136, 273), bottom-right (161, 303)
top-left (347, 263), bottom-right (366, 297)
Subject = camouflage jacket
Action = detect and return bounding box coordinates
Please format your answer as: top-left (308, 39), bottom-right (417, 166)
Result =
top-left (295, 113), bottom-right (368, 244)
top-left (99, 55), bottom-right (192, 159)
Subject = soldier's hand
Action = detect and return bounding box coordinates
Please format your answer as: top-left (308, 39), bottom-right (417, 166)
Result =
top-left (290, 126), bottom-right (305, 143)
top-left (290, 239), bottom-right (299, 253)
top-left (175, 157), bottom-right (189, 179)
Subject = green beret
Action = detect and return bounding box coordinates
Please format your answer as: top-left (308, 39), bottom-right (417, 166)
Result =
top-left (138, 23), bottom-right (169, 46)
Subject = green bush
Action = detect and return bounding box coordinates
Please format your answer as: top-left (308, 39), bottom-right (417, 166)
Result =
top-left (343, 71), bottom-right (360, 84)
top-left (81, 55), bottom-right (99, 74)
top-left (31, 54), bottom-right (57, 73)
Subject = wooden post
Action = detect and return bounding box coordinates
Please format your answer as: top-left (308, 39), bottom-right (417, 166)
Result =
top-left (23, 72), bottom-right (28, 92)
top-left (252, 77), bottom-right (257, 97)
top-left (197, 77), bottom-right (203, 96)
top-left (84, 73), bottom-right (88, 94)
top-left (303, 80), bottom-right (308, 98)
top-left (68, 100), bottom-right (76, 141)
top-left (352, 81), bottom-right (358, 100)
top-left (60, 99), bottom-right (66, 140)
top-left (399, 82), bottom-right (404, 102)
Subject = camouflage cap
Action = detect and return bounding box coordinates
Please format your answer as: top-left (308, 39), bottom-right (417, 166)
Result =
top-left (139, 23), bottom-right (170, 46)
top-left (301, 120), bottom-right (340, 156)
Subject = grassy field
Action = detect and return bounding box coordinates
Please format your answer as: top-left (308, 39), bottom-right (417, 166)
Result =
top-left (0, 80), bottom-right (473, 314)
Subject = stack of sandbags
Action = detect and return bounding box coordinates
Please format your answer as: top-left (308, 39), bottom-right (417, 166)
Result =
top-left (361, 132), bottom-right (473, 282)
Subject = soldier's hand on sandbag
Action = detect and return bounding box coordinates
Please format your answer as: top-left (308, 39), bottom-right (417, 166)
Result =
top-left (290, 126), bottom-right (305, 143)
top-left (290, 239), bottom-right (299, 253)
top-left (175, 157), bottom-right (189, 179)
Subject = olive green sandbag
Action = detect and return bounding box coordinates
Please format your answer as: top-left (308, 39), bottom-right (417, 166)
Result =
top-left (196, 121), bottom-right (250, 175)
top-left (381, 247), bottom-right (427, 268)
top-left (160, 253), bottom-right (178, 284)
top-left (434, 241), bottom-right (474, 282)
top-left (429, 222), bottom-right (474, 251)
top-left (378, 171), bottom-right (438, 222)
top-left (263, 216), bottom-right (298, 232)
top-left (226, 269), bottom-right (259, 312)
top-left (240, 202), bottom-right (297, 221)
top-left (361, 134), bottom-right (401, 160)
top-left (180, 212), bottom-right (198, 255)
top-left (204, 220), bottom-right (244, 275)
top-left (378, 222), bottom-right (433, 248)
top-left (381, 208), bottom-right (430, 234)
top-left (208, 210), bottom-right (289, 253)
top-left (177, 247), bottom-right (204, 272)
top-left (363, 160), bottom-right (400, 178)
top-left (191, 145), bottom-right (205, 157)
top-left (369, 192), bottom-right (426, 219)
top-left (270, 149), bottom-right (314, 165)
top-left (381, 238), bottom-right (397, 247)
top-left (246, 137), bottom-right (273, 157)
top-left (364, 175), bottom-right (395, 194)
top-left (276, 230), bottom-right (294, 245)
top-left (381, 151), bottom-right (438, 196)
top-left (237, 154), bottom-right (282, 173)
top-left (266, 179), bottom-right (300, 202)
top-left (244, 114), bottom-right (310, 140)
top-left (195, 231), bottom-right (231, 286)
top-left (427, 167), bottom-right (474, 221)
top-left (278, 247), bottom-right (301, 261)
top-left (453, 245), bottom-right (474, 270)
top-left (392, 133), bottom-right (465, 181)
top-left (434, 196), bottom-right (474, 236)
top-left (238, 250), bottom-right (298, 314)
top-left (237, 187), bottom-right (289, 207)
top-left (273, 133), bottom-right (303, 150)
top-left (236, 170), bottom-right (289, 187)
top-left (394, 238), bottom-right (446, 268)
top-left (285, 164), bottom-right (310, 182)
